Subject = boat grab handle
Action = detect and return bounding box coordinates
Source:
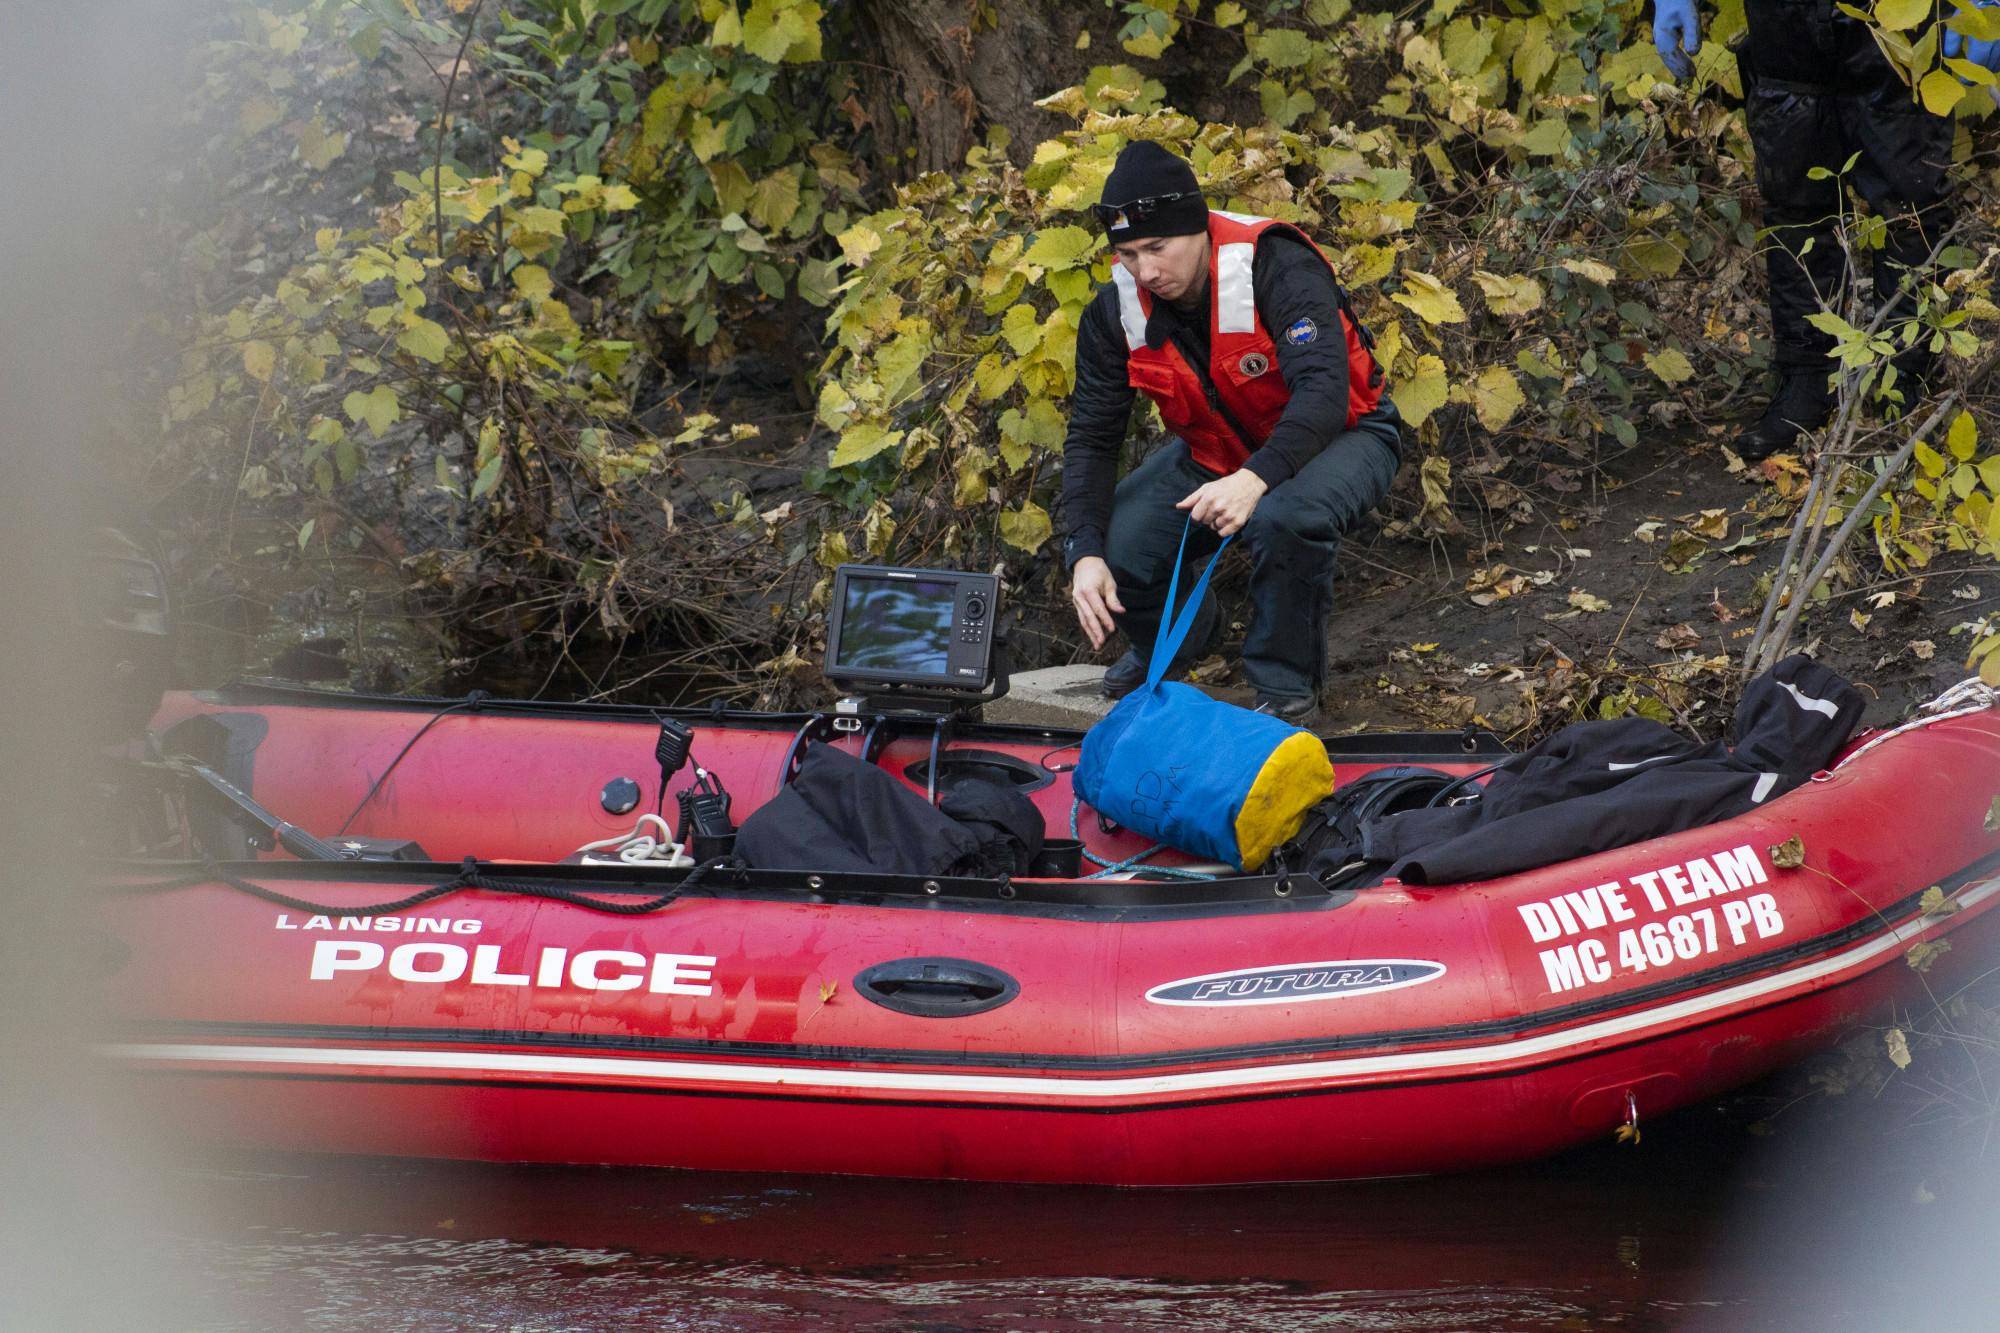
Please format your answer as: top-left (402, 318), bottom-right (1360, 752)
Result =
top-left (853, 956), bottom-right (1020, 1018)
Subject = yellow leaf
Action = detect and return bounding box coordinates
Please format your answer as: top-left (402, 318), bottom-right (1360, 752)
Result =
top-left (1021, 225), bottom-right (1098, 271)
top-left (837, 222), bottom-right (883, 267)
top-left (1920, 68), bottom-right (1968, 116)
top-left (296, 116), bottom-right (348, 171)
top-left (1644, 348), bottom-right (1696, 384)
top-left (1567, 589), bottom-right (1612, 613)
top-left (1468, 365), bottom-right (1524, 432)
top-left (828, 422), bottom-right (904, 468)
top-left (999, 502), bottom-right (1052, 553)
top-left (1393, 354), bottom-right (1449, 428)
top-left (1918, 886), bottom-right (1961, 917)
top-left (955, 449), bottom-right (993, 506)
top-left (1949, 409), bottom-right (1979, 460)
top-left (1876, 0), bottom-right (1933, 32)
top-left (1885, 1028), bottom-right (1912, 1070)
top-left (1769, 834), bottom-right (1806, 869)
top-left (1390, 271), bottom-right (1467, 325)
top-left (1472, 271), bottom-right (1544, 318)
top-left (512, 264), bottom-right (553, 302)
top-left (242, 341), bottom-right (277, 383)
top-left (1560, 257), bottom-right (1618, 287)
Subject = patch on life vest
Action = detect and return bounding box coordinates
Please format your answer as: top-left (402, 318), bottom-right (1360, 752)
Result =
top-left (1283, 317), bottom-right (1318, 345)
top-left (1238, 351), bottom-right (1270, 377)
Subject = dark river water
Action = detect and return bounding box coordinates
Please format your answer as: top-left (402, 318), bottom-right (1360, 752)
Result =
top-left (122, 1086), bottom-right (2000, 1332)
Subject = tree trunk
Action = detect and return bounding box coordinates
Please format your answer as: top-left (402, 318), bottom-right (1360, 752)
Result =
top-left (852, 0), bottom-right (1087, 174)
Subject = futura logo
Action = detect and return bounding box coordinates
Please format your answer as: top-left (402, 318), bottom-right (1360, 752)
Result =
top-left (1145, 960), bottom-right (1447, 1006)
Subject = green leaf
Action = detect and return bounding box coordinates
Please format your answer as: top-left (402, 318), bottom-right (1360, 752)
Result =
top-left (397, 316), bottom-right (451, 364)
top-left (471, 452), bottom-right (503, 499)
top-left (998, 501), bottom-right (1052, 553)
top-left (741, 0), bottom-right (823, 63)
top-left (706, 161), bottom-right (754, 215)
top-left (1248, 27), bottom-right (1314, 70)
top-left (342, 385), bottom-right (401, 438)
top-left (748, 166), bottom-right (804, 231)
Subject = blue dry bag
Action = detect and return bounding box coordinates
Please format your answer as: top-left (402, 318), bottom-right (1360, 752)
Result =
top-left (1072, 521), bottom-right (1334, 871)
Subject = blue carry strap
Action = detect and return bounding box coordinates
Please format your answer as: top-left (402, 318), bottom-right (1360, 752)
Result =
top-left (1145, 518), bottom-right (1233, 691)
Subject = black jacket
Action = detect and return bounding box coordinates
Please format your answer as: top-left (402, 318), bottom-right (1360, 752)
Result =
top-left (1360, 656), bottom-right (1867, 885)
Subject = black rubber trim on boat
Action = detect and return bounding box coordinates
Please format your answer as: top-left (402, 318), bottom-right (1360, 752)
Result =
top-left (188, 679), bottom-right (1514, 759)
top-left (117, 845), bottom-right (2000, 1077)
top-left (104, 855), bottom-right (1356, 921)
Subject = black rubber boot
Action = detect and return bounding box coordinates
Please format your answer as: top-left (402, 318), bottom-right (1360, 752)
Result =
top-left (1254, 693), bottom-right (1325, 732)
top-left (1736, 372), bottom-right (1834, 462)
top-left (1100, 650), bottom-right (1147, 699)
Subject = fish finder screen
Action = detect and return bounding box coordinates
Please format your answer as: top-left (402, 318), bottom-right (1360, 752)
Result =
top-left (835, 576), bottom-right (954, 677)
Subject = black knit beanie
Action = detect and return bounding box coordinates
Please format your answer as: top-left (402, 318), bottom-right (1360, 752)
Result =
top-left (1098, 141), bottom-right (1208, 241)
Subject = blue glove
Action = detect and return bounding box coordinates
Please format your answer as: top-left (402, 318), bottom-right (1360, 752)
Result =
top-left (1943, 1), bottom-right (2000, 74)
top-left (1653, 0), bottom-right (1702, 81)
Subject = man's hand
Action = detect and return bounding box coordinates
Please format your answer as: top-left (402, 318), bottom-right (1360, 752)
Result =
top-left (1070, 555), bottom-right (1124, 650)
top-left (1653, 0), bottom-right (1701, 81)
top-left (1944, 2), bottom-right (2000, 75)
top-left (1176, 469), bottom-right (1268, 537)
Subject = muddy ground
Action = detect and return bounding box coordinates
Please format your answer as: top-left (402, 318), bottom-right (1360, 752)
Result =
top-left (1088, 418), bottom-right (1998, 742)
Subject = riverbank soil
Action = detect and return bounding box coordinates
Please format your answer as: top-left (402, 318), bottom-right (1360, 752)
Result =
top-left (1102, 420), bottom-right (1994, 740)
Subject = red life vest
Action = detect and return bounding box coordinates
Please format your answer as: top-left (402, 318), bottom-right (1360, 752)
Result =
top-left (1112, 211), bottom-right (1384, 475)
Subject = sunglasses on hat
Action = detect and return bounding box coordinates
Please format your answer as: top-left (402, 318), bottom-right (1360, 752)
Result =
top-left (1090, 191), bottom-right (1200, 231)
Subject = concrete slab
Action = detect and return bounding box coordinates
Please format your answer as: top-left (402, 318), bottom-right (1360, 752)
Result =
top-left (985, 664), bottom-right (1257, 730)
top-left (984, 664), bottom-right (1116, 730)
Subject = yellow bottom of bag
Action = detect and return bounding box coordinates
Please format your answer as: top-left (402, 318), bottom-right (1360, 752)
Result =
top-left (1232, 730), bottom-right (1336, 871)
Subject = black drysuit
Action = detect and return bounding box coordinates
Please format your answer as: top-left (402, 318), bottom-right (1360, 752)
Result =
top-left (1358, 655), bottom-right (1866, 885)
top-left (1739, 0), bottom-right (1954, 371)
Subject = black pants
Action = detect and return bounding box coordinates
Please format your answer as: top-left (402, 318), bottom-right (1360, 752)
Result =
top-left (1104, 407), bottom-right (1401, 700)
top-left (1740, 0), bottom-right (1953, 371)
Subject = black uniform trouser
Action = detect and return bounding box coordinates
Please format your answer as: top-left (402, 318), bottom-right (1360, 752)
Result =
top-left (1104, 405), bottom-right (1401, 700)
top-left (1740, 0), bottom-right (1954, 371)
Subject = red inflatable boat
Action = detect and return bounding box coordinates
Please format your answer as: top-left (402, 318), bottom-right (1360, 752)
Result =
top-left (98, 680), bottom-right (2000, 1185)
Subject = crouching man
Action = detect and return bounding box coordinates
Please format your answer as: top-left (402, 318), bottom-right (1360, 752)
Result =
top-left (1058, 141), bottom-right (1402, 728)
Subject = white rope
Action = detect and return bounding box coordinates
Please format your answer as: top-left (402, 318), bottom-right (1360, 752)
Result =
top-left (1832, 677), bottom-right (1999, 772)
top-left (571, 813), bottom-right (694, 867)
